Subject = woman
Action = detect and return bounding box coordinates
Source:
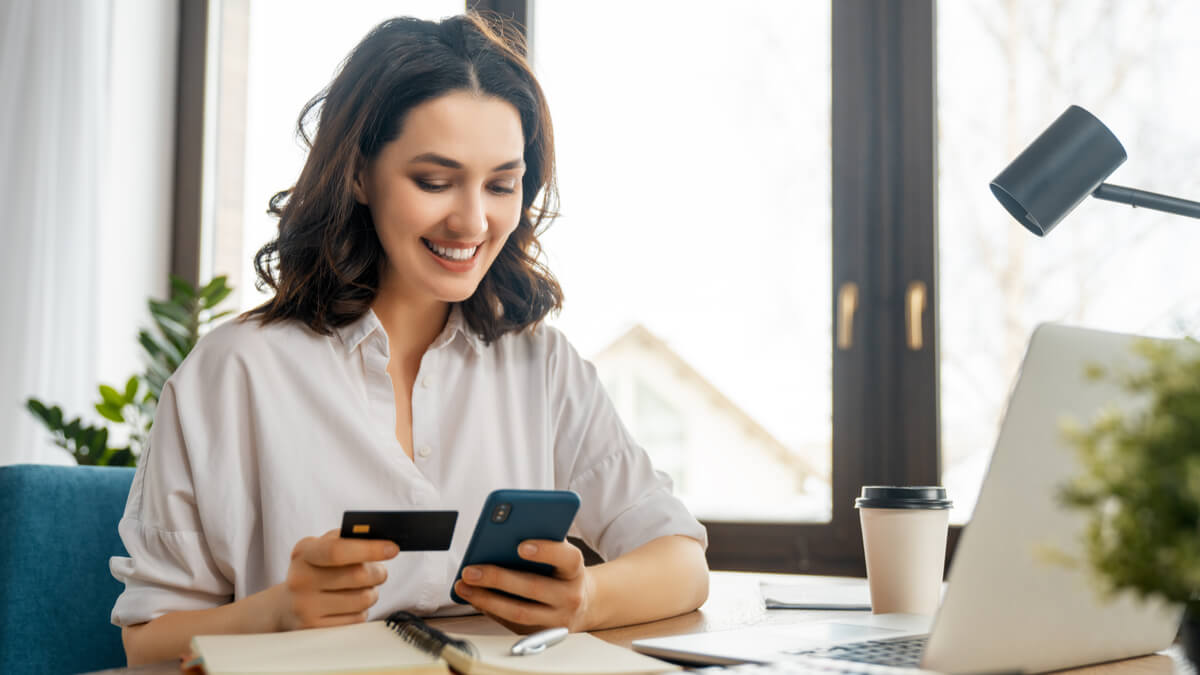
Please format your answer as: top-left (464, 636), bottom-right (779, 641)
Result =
top-left (112, 13), bottom-right (709, 665)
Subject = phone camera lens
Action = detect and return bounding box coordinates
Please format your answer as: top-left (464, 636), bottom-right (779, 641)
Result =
top-left (491, 503), bottom-right (511, 523)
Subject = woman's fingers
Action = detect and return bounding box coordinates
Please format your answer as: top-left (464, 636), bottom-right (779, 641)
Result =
top-left (517, 540), bottom-right (585, 579)
top-left (296, 530), bottom-right (400, 568)
top-left (281, 529), bottom-right (397, 630)
top-left (454, 581), bottom-right (560, 629)
top-left (289, 560), bottom-right (388, 592)
top-left (309, 611), bottom-right (372, 629)
top-left (320, 586), bottom-right (382, 615)
top-left (461, 564), bottom-right (556, 605)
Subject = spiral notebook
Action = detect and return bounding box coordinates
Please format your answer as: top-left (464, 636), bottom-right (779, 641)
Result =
top-left (188, 611), bottom-right (678, 675)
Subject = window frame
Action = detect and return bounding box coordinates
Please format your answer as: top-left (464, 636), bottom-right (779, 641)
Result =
top-left (705, 0), bottom-right (946, 576)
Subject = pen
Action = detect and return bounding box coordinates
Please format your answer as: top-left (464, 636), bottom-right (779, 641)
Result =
top-left (509, 626), bottom-right (569, 656)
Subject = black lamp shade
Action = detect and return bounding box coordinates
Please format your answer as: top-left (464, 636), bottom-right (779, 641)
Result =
top-left (989, 105), bottom-right (1127, 236)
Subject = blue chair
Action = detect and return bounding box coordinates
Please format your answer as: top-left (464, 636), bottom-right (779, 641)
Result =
top-left (0, 464), bottom-right (136, 674)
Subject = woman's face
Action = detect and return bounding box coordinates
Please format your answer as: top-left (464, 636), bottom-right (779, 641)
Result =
top-left (354, 90), bottom-right (526, 306)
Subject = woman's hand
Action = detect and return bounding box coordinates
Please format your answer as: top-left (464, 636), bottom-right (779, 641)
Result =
top-left (453, 539), bottom-right (595, 633)
top-left (276, 529), bottom-right (399, 631)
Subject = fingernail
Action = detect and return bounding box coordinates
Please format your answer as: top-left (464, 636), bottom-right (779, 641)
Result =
top-left (464, 567), bottom-right (482, 581)
top-left (520, 543), bottom-right (537, 556)
top-left (386, 543), bottom-right (400, 556)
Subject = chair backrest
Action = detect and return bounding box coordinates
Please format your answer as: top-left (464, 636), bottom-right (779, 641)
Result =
top-left (0, 464), bottom-right (135, 674)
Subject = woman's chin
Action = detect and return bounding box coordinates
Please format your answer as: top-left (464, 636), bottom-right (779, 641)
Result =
top-left (434, 283), bottom-right (483, 305)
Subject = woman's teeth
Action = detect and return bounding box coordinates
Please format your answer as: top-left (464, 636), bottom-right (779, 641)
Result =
top-left (424, 240), bottom-right (478, 261)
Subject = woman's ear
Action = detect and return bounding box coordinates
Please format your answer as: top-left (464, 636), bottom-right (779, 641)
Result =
top-left (352, 157), bottom-right (369, 204)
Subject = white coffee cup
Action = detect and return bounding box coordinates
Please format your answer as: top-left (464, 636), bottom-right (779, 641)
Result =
top-left (855, 486), bottom-right (952, 615)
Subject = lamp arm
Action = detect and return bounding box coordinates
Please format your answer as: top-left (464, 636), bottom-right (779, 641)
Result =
top-left (1092, 183), bottom-right (1200, 220)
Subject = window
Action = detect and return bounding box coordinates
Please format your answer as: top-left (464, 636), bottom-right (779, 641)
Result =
top-left (937, 0), bottom-right (1200, 522)
top-left (531, 0), bottom-right (833, 524)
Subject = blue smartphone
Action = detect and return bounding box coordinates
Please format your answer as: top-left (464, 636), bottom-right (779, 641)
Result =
top-left (450, 489), bottom-right (581, 604)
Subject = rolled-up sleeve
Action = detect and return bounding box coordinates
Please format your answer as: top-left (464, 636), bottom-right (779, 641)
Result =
top-left (109, 380), bottom-right (233, 626)
top-left (546, 328), bottom-right (708, 561)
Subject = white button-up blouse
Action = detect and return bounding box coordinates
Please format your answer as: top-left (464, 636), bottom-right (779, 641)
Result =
top-left (109, 307), bottom-right (707, 626)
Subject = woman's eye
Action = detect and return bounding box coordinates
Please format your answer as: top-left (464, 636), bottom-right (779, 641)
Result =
top-left (415, 178), bottom-right (449, 192)
top-left (489, 183), bottom-right (517, 195)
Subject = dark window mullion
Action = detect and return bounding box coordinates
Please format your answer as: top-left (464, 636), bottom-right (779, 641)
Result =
top-left (893, 0), bottom-right (940, 488)
top-left (833, 0), bottom-right (938, 492)
top-left (171, 0), bottom-right (210, 289)
top-left (831, 0), bottom-right (887, 568)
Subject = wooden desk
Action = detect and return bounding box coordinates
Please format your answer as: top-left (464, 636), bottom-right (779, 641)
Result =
top-left (87, 572), bottom-right (1192, 675)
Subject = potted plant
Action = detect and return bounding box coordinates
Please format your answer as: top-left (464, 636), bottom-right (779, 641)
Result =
top-left (26, 276), bottom-right (232, 466)
top-left (1060, 338), bottom-right (1200, 665)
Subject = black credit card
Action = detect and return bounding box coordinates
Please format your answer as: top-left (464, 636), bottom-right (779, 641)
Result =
top-left (340, 510), bottom-right (458, 551)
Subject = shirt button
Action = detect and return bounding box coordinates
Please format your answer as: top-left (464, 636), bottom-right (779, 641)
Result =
top-left (417, 445), bottom-right (432, 458)
top-left (420, 375), bottom-right (433, 389)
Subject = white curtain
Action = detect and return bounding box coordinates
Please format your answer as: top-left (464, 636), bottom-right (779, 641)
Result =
top-left (0, 0), bottom-right (176, 466)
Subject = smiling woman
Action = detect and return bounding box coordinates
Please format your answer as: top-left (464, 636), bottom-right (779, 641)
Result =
top-left (110, 12), bottom-right (709, 666)
top-left (351, 93), bottom-right (528, 310)
top-left (248, 17), bottom-right (560, 344)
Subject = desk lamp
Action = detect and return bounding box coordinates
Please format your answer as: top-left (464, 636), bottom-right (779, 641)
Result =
top-left (990, 104), bottom-right (1200, 236)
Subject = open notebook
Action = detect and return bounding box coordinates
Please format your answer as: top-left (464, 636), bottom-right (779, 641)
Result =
top-left (189, 611), bottom-right (678, 675)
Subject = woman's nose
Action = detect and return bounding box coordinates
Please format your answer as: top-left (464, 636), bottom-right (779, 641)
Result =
top-left (447, 190), bottom-right (488, 237)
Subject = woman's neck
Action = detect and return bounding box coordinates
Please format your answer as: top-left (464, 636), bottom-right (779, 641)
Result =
top-left (370, 287), bottom-right (451, 366)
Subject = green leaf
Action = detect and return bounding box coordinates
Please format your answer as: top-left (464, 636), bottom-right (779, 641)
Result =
top-left (26, 399), bottom-right (55, 427)
top-left (145, 356), bottom-right (173, 385)
top-left (99, 384), bottom-right (125, 408)
top-left (198, 276), bottom-right (227, 300)
top-left (205, 309), bottom-right (236, 322)
top-left (49, 406), bottom-right (63, 428)
top-left (149, 299), bottom-right (192, 327)
top-left (170, 276), bottom-right (196, 301)
top-left (201, 285), bottom-right (233, 309)
top-left (95, 402), bottom-right (125, 423)
top-left (105, 448), bottom-right (136, 467)
top-left (143, 333), bottom-right (183, 372)
top-left (144, 368), bottom-right (167, 402)
top-left (64, 418), bottom-right (82, 440)
top-left (84, 428), bottom-right (106, 456)
top-left (125, 376), bottom-right (140, 402)
top-left (153, 309), bottom-right (191, 339)
top-left (139, 329), bottom-right (183, 367)
top-left (154, 317), bottom-right (193, 355)
top-left (137, 327), bottom-right (160, 353)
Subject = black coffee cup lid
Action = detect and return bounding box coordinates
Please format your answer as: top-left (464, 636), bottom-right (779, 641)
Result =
top-left (854, 486), bottom-right (952, 510)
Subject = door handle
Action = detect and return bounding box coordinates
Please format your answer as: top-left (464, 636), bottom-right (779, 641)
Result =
top-left (837, 282), bottom-right (858, 350)
top-left (906, 280), bottom-right (927, 351)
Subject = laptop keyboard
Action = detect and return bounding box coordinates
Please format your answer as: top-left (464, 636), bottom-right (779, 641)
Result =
top-left (694, 653), bottom-right (933, 675)
top-left (787, 635), bottom-right (929, 668)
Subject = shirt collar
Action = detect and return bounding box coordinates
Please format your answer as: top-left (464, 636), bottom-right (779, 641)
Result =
top-left (335, 305), bottom-right (484, 355)
top-left (432, 304), bottom-right (485, 355)
top-left (335, 309), bottom-right (382, 353)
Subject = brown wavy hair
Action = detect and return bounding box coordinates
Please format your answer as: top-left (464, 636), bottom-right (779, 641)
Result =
top-left (245, 13), bottom-right (562, 343)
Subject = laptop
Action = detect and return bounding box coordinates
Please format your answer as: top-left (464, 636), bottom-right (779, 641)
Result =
top-left (634, 324), bottom-right (1184, 673)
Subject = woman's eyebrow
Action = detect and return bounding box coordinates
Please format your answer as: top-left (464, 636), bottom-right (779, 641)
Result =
top-left (408, 152), bottom-right (524, 172)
